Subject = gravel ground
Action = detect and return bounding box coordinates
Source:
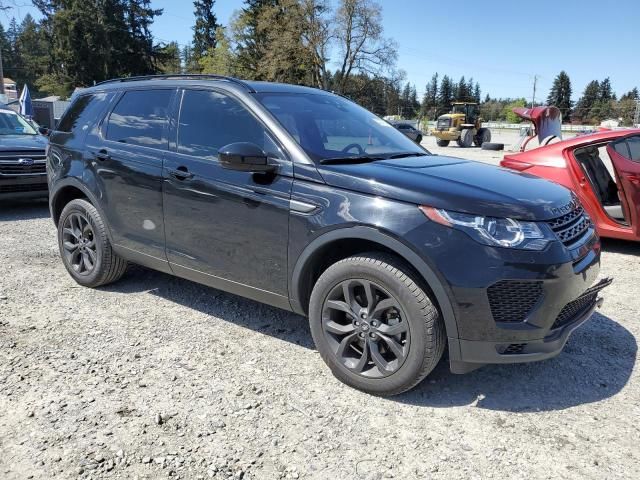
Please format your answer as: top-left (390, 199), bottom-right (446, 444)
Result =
top-left (1, 131), bottom-right (639, 480)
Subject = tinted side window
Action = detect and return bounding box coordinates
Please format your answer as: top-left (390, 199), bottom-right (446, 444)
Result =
top-left (106, 90), bottom-right (172, 149)
top-left (613, 140), bottom-right (631, 159)
top-left (627, 136), bottom-right (640, 162)
top-left (177, 89), bottom-right (280, 159)
top-left (57, 93), bottom-right (113, 134)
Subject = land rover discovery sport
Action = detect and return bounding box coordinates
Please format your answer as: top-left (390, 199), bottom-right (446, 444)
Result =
top-left (47, 75), bottom-right (611, 395)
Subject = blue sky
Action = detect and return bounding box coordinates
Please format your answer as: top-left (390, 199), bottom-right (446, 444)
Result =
top-left (3, 0), bottom-right (639, 101)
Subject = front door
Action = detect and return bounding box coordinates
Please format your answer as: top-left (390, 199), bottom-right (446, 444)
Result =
top-left (162, 88), bottom-right (293, 307)
top-left (607, 135), bottom-right (640, 237)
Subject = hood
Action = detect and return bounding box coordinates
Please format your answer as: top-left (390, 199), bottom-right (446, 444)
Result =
top-left (0, 134), bottom-right (48, 151)
top-left (317, 155), bottom-right (573, 221)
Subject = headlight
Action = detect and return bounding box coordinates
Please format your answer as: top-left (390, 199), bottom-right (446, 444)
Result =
top-left (420, 206), bottom-right (552, 250)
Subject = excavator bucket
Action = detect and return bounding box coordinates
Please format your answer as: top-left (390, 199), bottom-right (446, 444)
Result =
top-left (513, 106), bottom-right (562, 145)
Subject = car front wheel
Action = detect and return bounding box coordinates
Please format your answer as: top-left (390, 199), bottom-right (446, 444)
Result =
top-left (309, 253), bottom-right (446, 396)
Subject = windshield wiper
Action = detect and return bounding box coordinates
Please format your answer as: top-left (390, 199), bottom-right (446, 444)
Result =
top-left (319, 155), bottom-right (385, 165)
top-left (385, 152), bottom-right (430, 160)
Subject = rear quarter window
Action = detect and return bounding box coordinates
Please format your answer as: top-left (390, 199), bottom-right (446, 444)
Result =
top-left (57, 92), bottom-right (113, 135)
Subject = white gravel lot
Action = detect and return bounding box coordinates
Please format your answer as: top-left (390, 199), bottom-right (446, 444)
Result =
top-left (1, 130), bottom-right (639, 480)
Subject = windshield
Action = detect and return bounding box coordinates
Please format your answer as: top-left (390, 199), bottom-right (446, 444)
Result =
top-left (256, 92), bottom-right (428, 162)
top-left (0, 110), bottom-right (37, 135)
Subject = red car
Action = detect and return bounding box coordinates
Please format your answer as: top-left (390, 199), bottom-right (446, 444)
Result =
top-left (501, 129), bottom-right (640, 242)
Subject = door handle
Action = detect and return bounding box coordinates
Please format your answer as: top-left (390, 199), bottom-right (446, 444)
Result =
top-left (168, 167), bottom-right (194, 180)
top-left (95, 149), bottom-right (110, 161)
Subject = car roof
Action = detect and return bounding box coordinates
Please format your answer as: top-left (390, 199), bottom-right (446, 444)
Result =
top-left (84, 75), bottom-right (332, 97)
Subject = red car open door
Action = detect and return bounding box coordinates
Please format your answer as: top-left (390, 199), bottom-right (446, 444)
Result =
top-left (607, 135), bottom-right (640, 236)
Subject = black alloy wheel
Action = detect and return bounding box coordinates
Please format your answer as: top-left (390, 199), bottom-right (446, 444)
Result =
top-left (57, 198), bottom-right (128, 287)
top-left (321, 278), bottom-right (410, 378)
top-left (62, 212), bottom-right (97, 276)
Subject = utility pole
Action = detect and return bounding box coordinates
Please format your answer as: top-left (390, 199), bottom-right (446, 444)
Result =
top-left (634, 99), bottom-right (640, 126)
top-left (531, 75), bottom-right (539, 108)
top-left (0, 45), bottom-right (5, 95)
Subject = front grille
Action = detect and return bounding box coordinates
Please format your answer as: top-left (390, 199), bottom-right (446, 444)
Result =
top-left (488, 280), bottom-right (543, 323)
top-left (437, 118), bottom-right (451, 130)
top-left (0, 150), bottom-right (47, 176)
top-left (547, 203), bottom-right (592, 247)
top-left (0, 183), bottom-right (48, 193)
top-left (551, 278), bottom-right (613, 330)
top-left (0, 163), bottom-right (46, 175)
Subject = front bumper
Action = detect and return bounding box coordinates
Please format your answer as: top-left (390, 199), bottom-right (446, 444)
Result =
top-left (0, 175), bottom-right (48, 199)
top-left (404, 217), bottom-right (611, 373)
top-left (433, 129), bottom-right (460, 141)
top-left (448, 278), bottom-right (612, 373)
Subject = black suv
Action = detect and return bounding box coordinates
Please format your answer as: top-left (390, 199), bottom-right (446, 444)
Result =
top-left (47, 75), bottom-right (611, 395)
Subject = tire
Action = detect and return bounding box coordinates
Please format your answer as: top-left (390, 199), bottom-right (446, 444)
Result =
top-left (481, 142), bottom-right (505, 151)
top-left (415, 135), bottom-right (423, 144)
top-left (474, 128), bottom-right (491, 147)
top-left (436, 139), bottom-right (450, 147)
top-left (456, 128), bottom-right (474, 148)
top-left (309, 253), bottom-right (446, 396)
top-left (57, 199), bottom-right (127, 288)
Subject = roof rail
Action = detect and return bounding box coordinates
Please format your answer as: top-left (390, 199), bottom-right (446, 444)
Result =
top-left (95, 74), bottom-right (256, 93)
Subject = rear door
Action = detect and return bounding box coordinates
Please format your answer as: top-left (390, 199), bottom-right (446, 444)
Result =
top-left (87, 88), bottom-right (175, 268)
top-left (607, 135), bottom-right (640, 236)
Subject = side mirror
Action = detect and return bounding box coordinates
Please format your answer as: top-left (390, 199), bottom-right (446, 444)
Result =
top-left (218, 142), bottom-right (275, 173)
top-left (38, 126), bottom-right (51, 137)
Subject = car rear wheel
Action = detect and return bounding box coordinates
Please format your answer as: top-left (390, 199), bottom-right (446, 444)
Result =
top-left (436, 139), bottom-right (450, 147)
top-left (58, 199), bottom-right (127, 288)
top-left (309, 253), bottom-right (446, 396)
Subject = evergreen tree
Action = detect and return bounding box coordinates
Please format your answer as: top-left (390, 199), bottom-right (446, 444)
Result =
top-left (125, 0), bottom-right (163, 74)
top-left (3, 17), bottom-right (20, 76)
top-left (31, 0), bottom-right (164, 96)
top-left (182, 45), bottom-right (194, 73)
top-left (192, 0), bottom-right (219, 63)
top-left (454, 75), bottom-right (467, 101)
top-left (574, 80), bottom-right (599, 123)
top-left (437, 75), bottom-right (453, 116)
top-left (384, 76), bottom-right (402, 116)
top-left (156, 41), bottom-right (182, 73)
top-left (13, 14), bottom-right (49, 89)
top-left (400, 82), bottom-right (411, 117)
top-left (409, 84), bottom-right (419, 118)
top-left (234, 0), bottom-right (279, 79)
top-left (599, 77), bottom-right (613, 101)
top-left (421, 72), bottom-right (438, 119)
top-left (620, 88), bottom-right (639, 101)
top-left (589, 77), bottom-right (615, 122)
top-left (473, 82), bottom-right (481, 103)
top-left (466, 77), bottom-right (474, 101)
top-left (199, 27), bottom-right (235, 76)
top-left (546, 71), bottom-right (573, 121)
